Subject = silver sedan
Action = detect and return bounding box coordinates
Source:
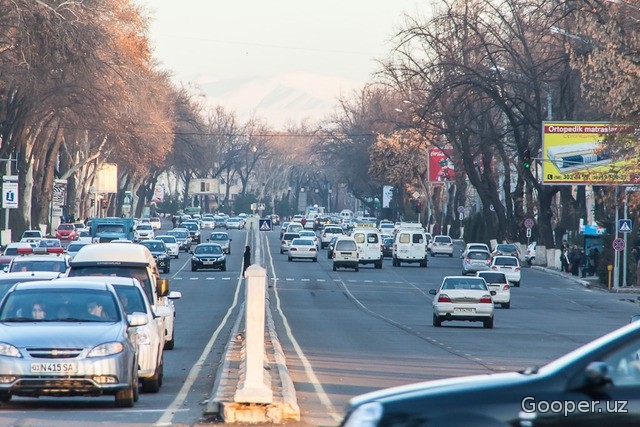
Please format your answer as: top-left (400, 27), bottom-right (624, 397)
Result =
top-left (0, 279), bottom-right (146, 407)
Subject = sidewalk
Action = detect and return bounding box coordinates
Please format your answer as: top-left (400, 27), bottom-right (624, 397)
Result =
top-left (532, 265), bottom-right (640, 294)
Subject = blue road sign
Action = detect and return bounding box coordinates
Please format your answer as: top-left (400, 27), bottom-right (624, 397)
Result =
top-left (619, 219), bottom-right (632, 233)
top-left (259, 219), bottom-right (272, 231)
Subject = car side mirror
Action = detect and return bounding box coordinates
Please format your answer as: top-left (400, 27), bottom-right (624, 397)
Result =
top-left (189, 250), bottom-right (194, 254)
top-left (428, 289), bottom-right (437, 295)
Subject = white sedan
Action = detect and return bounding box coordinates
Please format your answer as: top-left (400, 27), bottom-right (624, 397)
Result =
top-left (429, 276), bottom-right (496, 328)
top-left (477, 271), bottom-right (511, 309)
top-left (288, 238), bottom-right (318, 262)
top-left (490, 255), bottom-right (521, 287)
top-left (298, 230), bottom-right (320, 248)
top-left (155, 235), bottom-right (180, 259)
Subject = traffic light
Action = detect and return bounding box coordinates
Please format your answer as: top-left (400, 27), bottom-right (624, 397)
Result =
top-left (90, 199), bottom-right (95, 207)
top-left (523, 149), bottom-right (531, 170)
top-left (416, 201), bottom-right (422, 212)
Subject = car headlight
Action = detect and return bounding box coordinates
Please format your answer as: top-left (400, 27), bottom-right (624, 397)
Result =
top-left (88, 342), bottom-right (124, 357)
top-left (191, 256), bottom-right (198, 262)
top-left (159, 254), bottom-right (168, 260)
top-left (342, 402), bottom-right (383, 427)
top-left (0, 342), bottom-right (21, 358)
top-left (194, 232), bottom-right (200, 236)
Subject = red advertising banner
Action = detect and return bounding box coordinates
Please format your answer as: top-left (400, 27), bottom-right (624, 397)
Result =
top-left (429, 148), bottom-right (455, 184)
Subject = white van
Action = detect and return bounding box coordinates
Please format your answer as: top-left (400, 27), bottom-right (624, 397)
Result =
top-left (68, 243), bottom-right (182, 350)
top-left (393, 228), bottom-right (428, 267)
top-left (351, 227), bottom-right (383, 269)
top-left (340, 209), bottom-right (354, 222)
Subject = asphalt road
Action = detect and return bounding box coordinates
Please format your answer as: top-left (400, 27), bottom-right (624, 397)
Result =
top-left (1, 222), bottom-right (638, 427)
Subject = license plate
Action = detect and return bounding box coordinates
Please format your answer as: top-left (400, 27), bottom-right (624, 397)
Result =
top-left (203, 261), bottom-right (214, 265)
top-left (30, 362), bottom-right (77, 373)
top-left (454, 307), bottom-right (475, 313)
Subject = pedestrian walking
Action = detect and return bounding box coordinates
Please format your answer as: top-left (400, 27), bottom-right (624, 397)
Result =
top-left (579, 249), bottom-right (588, 278)
top-left (242, 245), bottom-right (251, 277)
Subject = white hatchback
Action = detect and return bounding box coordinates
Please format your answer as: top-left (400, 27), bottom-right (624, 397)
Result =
top-left (155, 235), bottom-right (180, 259)
top-left (430, 235), bottom-right (454, 257)
top-left (477, 271), bottom-right (511, 309)
top-left (490, 255), bottom-right (521, 287)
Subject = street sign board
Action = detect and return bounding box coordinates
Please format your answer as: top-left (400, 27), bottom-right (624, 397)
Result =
top-left (457, 206), bottom-right (465, 214)
top-left (619, 219), bottom-right (632, 233)
top-left (458, 212), bottom-right (464, 221)
top-left (258, 203), bottom-right (265, 211)
top-left (613, 238), bottom-right (625, 252)
top-left (524, 218), bottom-right (534, 229)
top-left (259, 219), bottom-right (272, 231)
top-left (123, 191), bottom-right (133, 206)
top-left (2, 181), bottom-right (18, 208)
top-left (526, 228), bottom-right (532, 238)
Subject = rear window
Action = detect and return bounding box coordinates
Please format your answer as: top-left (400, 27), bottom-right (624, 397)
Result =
top-left (435, 236), bottom-right (452, 243)
top-left (292, 239), bottom-right (314, 246)
top-left (412, 234), bottom-right (424, 244)
top-left (495, 257), bottom-right (518, 266)
top-left (283, 233), bottom-right (299, 240)
top-left (398, 233), bottom-right (410, 244)
top-left (366, 234), bottom-right (379, 244)
top-left (335, 240), bottom-right (357, 251)
top-left (325, 228), bottom-right (342, 234)
top-left (497, 244), bottom-right (517, 252)
top-left (468, 251), bottom-right (490, 260)
top-left (478, 273), bottom-right (507, 284)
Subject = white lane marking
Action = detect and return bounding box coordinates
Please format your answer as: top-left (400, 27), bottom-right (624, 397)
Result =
top-left (301, 279), bottom-right (310, 282)
top-left (264, 233), bottom-right (341, 423)
top-left (154, 234), bottom-right (249, 426)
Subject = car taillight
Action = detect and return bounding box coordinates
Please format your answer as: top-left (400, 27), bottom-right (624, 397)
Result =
top-left (310, 248), bottom-right (316, 252)
top-left (503, 284), bottom-right (510, 290)
top-left (290, 248), bottom-right (297, 251)
top-left (515, 267), bottom-right (521, 272)
top-left (465, 257), bottom-right (470, 263)
top-left (491, 266), bottom-right (498, 270)
top-left (437, 294), bottom-right (451, 303)
top-left (480, 295), bottom-right (493, 303)
top-left (322, 233), bottom-right (327, 238)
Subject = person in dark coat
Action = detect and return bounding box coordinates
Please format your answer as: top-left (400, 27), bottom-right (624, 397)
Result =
top-left (570, 245), bottom-right (581, 276)
top-left (242, 246), bottom-right (251, 276)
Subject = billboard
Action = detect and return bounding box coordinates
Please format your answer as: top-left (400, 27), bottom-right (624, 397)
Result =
top-left (542, 122), bottom-right (640, 184)
top-left (95, 163), bottom-right (118, 193)
top-left (188, 178), bottom-right (220, 195)
top-left (429, 148), bottom-right (455, 184)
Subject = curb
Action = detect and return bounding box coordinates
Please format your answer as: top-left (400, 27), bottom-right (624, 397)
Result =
top-left (532, 266), bottom-right (640, 293)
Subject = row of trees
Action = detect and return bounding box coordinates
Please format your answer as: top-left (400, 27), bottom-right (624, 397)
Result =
top-left (1, 0), bottom-right (639, 252)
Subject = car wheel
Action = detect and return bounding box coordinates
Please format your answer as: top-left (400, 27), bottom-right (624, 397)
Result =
top-left (313, 257), bottom-right (317, 262)
top-left (502, 302), bottom-right (510, 309)
top-left (355, 266), bottom-right (359, 272)
top-left (288, 256), bottom-right (292, 262)
top-left (375, 260), bottom-right (382, 269)
top-left (333, 265), bottom-right (337, 271)
top-left (164, 266), bottom-right (170, 274)
top-left (142, 356), bottom-right (163, 393)
top-left (191, 265), bottom-right (197, 272)
top-left (433, 314), bottom-right (441, 327)
top-left (280, 249), bottom-right (283, 254)
top-left (449, 253), bottom-right (453, 257)
top-left (483, 318), bottom-right (494, 329)
top-left (431, 252), bottom-right (435, 257)
top-left (115, 367), bottom-right (137, 407)
top-left (221, 263), bottom-right (226, 271)
top-left (420, 260), bottom-right (427, 268)
top-left (0, 392), bottom-right (12, 402)
top-left (164, 335), bottom-right (175, 350)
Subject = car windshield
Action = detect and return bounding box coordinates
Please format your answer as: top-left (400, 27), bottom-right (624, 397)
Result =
top-left (195, 245), bottom-right (222, 255)
top-left (168, 231), bottom-right (187, 238)
top-left (141, 242), bottom-right (165, 252)
top-left (157, 236), bottom-right (176, 243)
top-left (210, 234), bottom-right (228, 240)
top-left (467, 251), bottom-right (490, 260)
top-left (59, 224), bottom-right (74, 230)
top-left (495, 257), bottom-right (518, 266)
top-left (0, 288), bottom-right (120, 322)
top-left (10, 260), bottom-right (66, 273)
top-left (292, 239), bottom-right (314, 246)
top-left (137, 224), bottom-right (152, 230)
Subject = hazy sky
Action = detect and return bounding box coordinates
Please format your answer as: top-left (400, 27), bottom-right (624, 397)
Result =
top-left (142, 1), bottom-right (429, 123)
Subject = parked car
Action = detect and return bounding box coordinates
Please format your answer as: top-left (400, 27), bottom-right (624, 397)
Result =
top-left (190, 243), bottom-right (226, 271)
top-left (288, 238), bottom-right (318, 262)
top-left (490, 255), bottom-right (521, 287)
top-left (0, 279), bottom-right (144, 407)
top-left (524, 241), bottom-right (537, 265)
top-left (477, 270), bottom-right (511, 309)
top-left (429, 276), bottom-right (496, 328)
top-left (340, 320), bottom-right (640, 426)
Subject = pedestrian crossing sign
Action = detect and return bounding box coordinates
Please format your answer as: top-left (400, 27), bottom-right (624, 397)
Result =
top-left (259, 219), bottom-right (272, 231)
top-left (619, 219), bottom-right (632, 233)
